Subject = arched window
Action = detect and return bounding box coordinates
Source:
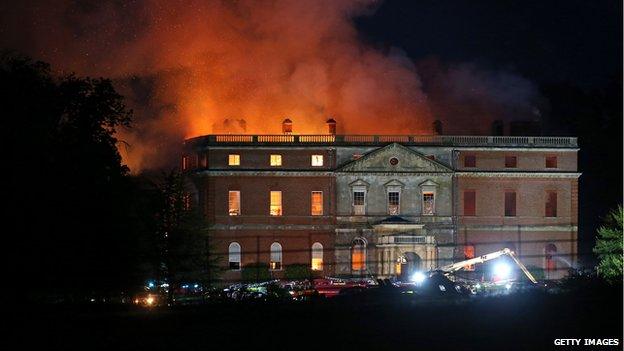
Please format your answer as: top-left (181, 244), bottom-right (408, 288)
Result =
top-left (464, 244), bottom-right (475, 271)
top-left (270, 242), bottom-right (282, 270)
top-left (311, 242), bottom-right (323, 271)
top-left (228, 242), bottom-right (241, 270)
top-left (545, 243), bottom-right (557, 276)
top-left (351, 238), bottom-right (367, 271)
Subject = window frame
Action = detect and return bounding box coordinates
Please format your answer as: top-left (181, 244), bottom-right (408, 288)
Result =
top-left (504, 191), bottom-right (517, 217)
top-left (387, 190), bottom-right (401, 215)
top-left (228, 154), bottom-right (241, 166)
top-left (544, 243), bottom-right (557, 275)
top-left (422, 191), bottom-right (435, 216)
top-left (545, 191), bottom-right (557, 217)
top-left (351, 238), bottom-right (367, 271)
top-left (228, 242), bottom-right (242, 271)
top-left (270, 242), bottom-right (283, 271)
top-left (270, 154), bottom-right (282, 167)
top-left (228, 190), bottom-right (241, 216)
top-left (310, 191), bottom-right (323, 216)
top-left (464, 244), bottom-right (475, 271)
top-left (545, 155), bottom-right (558, 169)
top-left (464, 154), bottom-right (476, 168)
top-left (505, 155), bottom-right (517, 168)
top-left (269, 191), bottom-right (282, 216)
top-left (200, 153), bottom-right (208, 168)
top-left (463, 190), bottom-right (476, 216)
top-left (352, 188), bottom-right (367, 215)
top-left (311, 154), bottom-right (324, 167)
top-left (311, 242), bottom-right (323, 271)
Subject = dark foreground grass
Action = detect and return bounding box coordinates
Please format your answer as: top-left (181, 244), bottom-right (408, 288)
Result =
top-left (16, 287), bottom-right (623, 351)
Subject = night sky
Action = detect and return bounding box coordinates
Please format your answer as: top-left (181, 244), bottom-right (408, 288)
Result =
top-left (357, 0), bottom-right (621, 88)
top-left (1, 0), bottom-right (621, 264)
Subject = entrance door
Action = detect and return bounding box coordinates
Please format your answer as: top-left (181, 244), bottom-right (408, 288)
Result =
top-left (400, 252), bottom-right (422, 281)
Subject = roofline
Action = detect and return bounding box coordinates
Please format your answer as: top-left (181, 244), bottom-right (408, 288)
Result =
top-left (185, 134), bottom-right (578, 148)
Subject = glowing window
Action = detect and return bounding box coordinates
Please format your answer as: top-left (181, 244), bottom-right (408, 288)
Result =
top-left (270, 242), bottom-right (282, 270)
top-left (311, 242), bottom-right (323, 271)
top-left (422, 192), bottom-right (435, 215)
top-left (353, 191), bottom-right (366, 215)
top-left (270, 191), bottom-right (282, 216)
top-left (270, 154), bottom-right (282, 166)
top-left (182, 156), bottom-right (189, 170)
top-left (228, 191), bottom-right (240, 216)
top-left (228, 242), bottom-right (241, 270)
top-left (228, 154), bottom-right (240, 166)
top-left (311, 155), bottom-right (324, 167)
top-left (311, 191), bottom-right (323, 216)
top-left (388, 191), bottom-right (400, 215)
top-left (545, 243), bottom-right (557, 274)
top-left (351, 238), bottom-right (366, 271)
top-left (464, 244), bottom-right (475, 271)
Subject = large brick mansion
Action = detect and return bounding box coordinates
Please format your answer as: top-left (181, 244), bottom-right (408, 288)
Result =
top-left (183, 120), bottom-right (579, 281)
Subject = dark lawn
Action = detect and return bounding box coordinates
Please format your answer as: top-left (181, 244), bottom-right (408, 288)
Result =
top-left (17, 288), bottom-right (623, 351)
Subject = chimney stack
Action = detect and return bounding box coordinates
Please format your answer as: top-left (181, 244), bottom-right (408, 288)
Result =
top-left (282, 118), bottom-right (293, 134)
top-left (432, 120), bottom-right (443, 135)
top-left (326, 118), bottom-right (336, 135)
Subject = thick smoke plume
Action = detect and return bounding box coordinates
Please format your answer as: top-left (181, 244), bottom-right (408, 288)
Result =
top-left (1, 0), bottom-right (541, 171)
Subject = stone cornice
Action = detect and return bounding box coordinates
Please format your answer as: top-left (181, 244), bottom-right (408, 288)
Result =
top-left (455, 172), bottom-right (581, 178)
top-left (193, 170), bottom-right (334, 177)
top-left (460, 224), bottom-right (578, 231)
top-left (452, 147), bottom-right (579, 152)
top-left (209, 224), bottom-right (336, 231)
top-left (192, 170), bottom-right (580, 178)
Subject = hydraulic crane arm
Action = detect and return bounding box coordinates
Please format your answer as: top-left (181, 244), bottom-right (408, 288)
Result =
top-left (440, 248), bottom-right (513, 273)
top-left (439, 248), bottom-right (537, 284)
top-left (508, 251), bottom-right (538, 284)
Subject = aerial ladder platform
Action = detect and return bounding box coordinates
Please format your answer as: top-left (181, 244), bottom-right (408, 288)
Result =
top-left (438, 248), bottom-right (537, 284)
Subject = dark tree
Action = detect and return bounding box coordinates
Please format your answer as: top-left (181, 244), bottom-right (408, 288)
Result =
top-left (593, 206), bottom-right (623, 284)
top-left (154, 171), bottom-right (221, 303)
top-left (3, 54), bottom-right (143, 300)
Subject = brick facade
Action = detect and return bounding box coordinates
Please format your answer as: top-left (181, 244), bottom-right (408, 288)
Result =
top-left (185, 135), bottom-right (579, 282)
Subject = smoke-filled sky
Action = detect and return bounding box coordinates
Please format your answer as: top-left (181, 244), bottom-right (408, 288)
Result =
top-left (0, 0), bottom-right (620, 171)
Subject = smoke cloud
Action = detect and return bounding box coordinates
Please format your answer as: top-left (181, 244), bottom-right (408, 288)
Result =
top-left (0, 0), bottom-right (541, 171)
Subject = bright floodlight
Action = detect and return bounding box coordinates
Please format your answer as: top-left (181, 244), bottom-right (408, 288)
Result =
top-left (493, 262), bottom-right (512, 278)
top-left (411, 271), bottom-right (427, 284)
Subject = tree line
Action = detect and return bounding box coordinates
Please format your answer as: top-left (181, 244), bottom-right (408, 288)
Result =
top-left (4, 54), bottom-right (621, 302)
top-left (3, 54), bottom-right (216, 301)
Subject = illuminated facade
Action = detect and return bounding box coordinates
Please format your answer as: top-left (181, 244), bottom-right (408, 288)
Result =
top-left (184, 131), bottom-right (579, 282)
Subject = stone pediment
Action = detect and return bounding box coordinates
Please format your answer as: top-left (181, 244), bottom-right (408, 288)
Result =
top-left (419, 179), bottom-right (439, 187)
top-left (349, 179), bottom-right (370, 188)
top-left (384, 179), bottom-right (405, 188)
top-left (338, 143), bottom-right (452, 173)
